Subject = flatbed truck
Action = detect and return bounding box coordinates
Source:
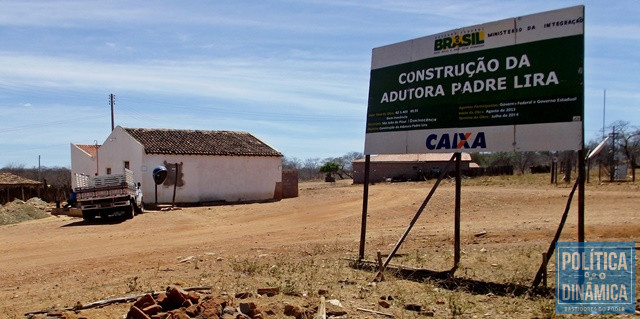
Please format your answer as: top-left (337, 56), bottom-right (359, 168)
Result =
top-left (74, 169), bottom-right (144, 221)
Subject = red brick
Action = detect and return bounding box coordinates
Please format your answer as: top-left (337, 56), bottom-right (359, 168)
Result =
top-left (142, 304), bottom-right (163, 315)
top-left (283, 304), bottom-right (312, 319)
top-left (167, 309), bottom-right (190, 319)
top-left (126, 305), bottom-right (151, 319)
top-left (187, 291), bottom-right (201, 303)
top-left (185, 303), bottom-right (199, 317)
top-left (134, 294), bottom-right (157, 309)
top-left (164, 286), bottom-right (188, 310)
top-left (156, 293), bottom-right (168, 305)
top-left (257, 287), bottom-right (279, 297)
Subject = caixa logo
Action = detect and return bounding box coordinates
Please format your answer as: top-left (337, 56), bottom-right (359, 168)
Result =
top-left (426, 132), bottom-right (487, 150)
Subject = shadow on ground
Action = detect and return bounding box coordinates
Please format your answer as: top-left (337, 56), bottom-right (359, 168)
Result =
top-left (350, 259), bottom-right (553, 298)
top-left (61, 216), bottom-right (129, 227)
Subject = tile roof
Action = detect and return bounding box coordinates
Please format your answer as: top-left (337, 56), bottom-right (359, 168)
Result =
top-left (75, 144), bottom-right (100, 157)
top-left (123, 128), bottom-right (282, 157)
top-left (0, 173), bottom-right (42, 186)
top-left (353, 153), bottom-right (472, 163)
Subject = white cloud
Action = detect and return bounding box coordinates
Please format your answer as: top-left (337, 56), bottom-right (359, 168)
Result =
top-left (0, 52), bottom-right (368, 115)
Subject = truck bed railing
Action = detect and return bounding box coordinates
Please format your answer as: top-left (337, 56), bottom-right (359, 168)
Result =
top-left (76, 183), bottom-right (136, 200)
top-left (74, 169), bottom-right (137, 200)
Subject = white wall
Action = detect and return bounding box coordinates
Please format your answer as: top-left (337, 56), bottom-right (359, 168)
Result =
top-left (70, 144), bottom-right (98, 188)
top-left (143, 154), bottom-right (282, 203)
top-left (95, 126), bottom-right (146, 185)
top-left (77, 126), bottom-right (283, 204)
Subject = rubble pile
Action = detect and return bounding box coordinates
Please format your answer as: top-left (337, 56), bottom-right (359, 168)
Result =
top-left (125, 286), bottom-right (347, 319)
top-left (0, 198), bottom-right (50, 225)
top-left (126, 286), bottom-right (226, 319)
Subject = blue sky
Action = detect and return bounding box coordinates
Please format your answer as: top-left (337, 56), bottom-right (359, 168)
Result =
top-left (0, 0), bottom-right (638, 168)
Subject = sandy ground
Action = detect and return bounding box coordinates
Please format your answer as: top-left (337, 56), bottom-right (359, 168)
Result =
top-left (0, 177), bottom-right (638, 318)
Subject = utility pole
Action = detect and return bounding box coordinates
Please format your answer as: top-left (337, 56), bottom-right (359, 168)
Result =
top-left (602, 89), bottom-right (606, 140)
top-left (599, 89), bottom-right (606, 182)
top-left (94, 140), bottom-right (99, 176)
top-left (610, 126), bottom-right (616, 182)
top-left (110, 93), bottom-right (115, 131)
top-left (38, 155), bottom-right (41, 198)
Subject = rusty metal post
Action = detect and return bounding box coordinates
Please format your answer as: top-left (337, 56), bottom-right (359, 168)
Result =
top-left (358, 155), bottom-right (371, 261)
top-left (541, 253), bottom-right (548, 287)
top-left (586, 158), bottom-right (591, 183)
top-left (375, 154), bottom-right (456, 277)
top-left (632, 156), bottom-right (636, 183)
top-left (172, 163), bottom-right (178, 208)
top-left (532, 179), bottom-right (579, 287)
top-left (373, 250), bottom-right (385, 282)
top-left (578, 149), bottom-right (585, 242)
top-left (453, 152), bottom-right (461, 271)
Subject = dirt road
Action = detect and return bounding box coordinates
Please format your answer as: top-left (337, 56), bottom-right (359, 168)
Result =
top-left (1, 178), bottom-right (638, 318)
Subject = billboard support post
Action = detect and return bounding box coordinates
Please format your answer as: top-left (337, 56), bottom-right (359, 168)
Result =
top-left (358, 155), bottom-right (371, 261)
top-left (453, 152), bottom-right (461, 271)
top-left (532, 177), bottom-right (579, 287)
top-left (578, 149), bottom-right (585, 242)
top-left (373, 154), bottom-right (456, 279)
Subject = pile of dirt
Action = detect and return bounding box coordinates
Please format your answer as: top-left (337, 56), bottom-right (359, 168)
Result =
top-left (0, 198), bottom-right (50, 225)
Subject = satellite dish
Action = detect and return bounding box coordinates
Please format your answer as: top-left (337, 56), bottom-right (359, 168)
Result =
top-left (152, 166), bottom-right (168, 185)
top-left (587, 137), bottom-right (610, 160)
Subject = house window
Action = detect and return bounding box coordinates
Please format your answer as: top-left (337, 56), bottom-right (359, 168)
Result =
top-left (106, 168), bottom-right (112, 175)
top-left (124, 161), bottom-right (130, 169)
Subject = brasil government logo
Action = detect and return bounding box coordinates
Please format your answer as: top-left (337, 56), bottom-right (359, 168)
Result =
top-left (434, 31), bottom-right (485, 51)
top-left (555, 242), bottom-right (635, 314)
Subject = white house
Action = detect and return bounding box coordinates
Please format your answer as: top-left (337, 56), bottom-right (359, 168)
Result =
top-left (70, 144), bottom-right (100, 179)
top-left (71, 126), bottom-right (283, 204)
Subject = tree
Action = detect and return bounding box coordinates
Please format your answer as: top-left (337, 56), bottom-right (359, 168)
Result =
top-left (321, 151), bottom-right (363, 179)
top-left (611, 121), bottom-right (640, 169)
top-left (471, 152), bottom-right (515, 167)
top-left (319, 162), bottom-right (340, 181)
top-left (589, 121), bottom-right (640, 181)
top-left (281, 152), bottom-right (365, 181)
top-left (512, 152), bottom-right (538, 175)
top-left (282, 156), bottom-right (302, 170)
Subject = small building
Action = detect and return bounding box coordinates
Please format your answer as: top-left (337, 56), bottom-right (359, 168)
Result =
top-left (71, 144), bottom-right (100, 178)
top-left (71, 126), bottom-right (283, 204)
top-left (0, 173), bottom-right (41, 204)
top-left (352, 153), bottom-right (474, 183)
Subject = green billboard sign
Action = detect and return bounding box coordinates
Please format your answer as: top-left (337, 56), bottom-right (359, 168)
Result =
top-left (365, 6), bottom-right (584, 154)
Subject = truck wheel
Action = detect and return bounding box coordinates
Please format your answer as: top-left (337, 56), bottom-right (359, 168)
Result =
top-left (126, 203), bottom-right (135, 219)
top-left (82, 211), bottom-right (95, 222)
top-left (135, 200), bottom-right (144, 214)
